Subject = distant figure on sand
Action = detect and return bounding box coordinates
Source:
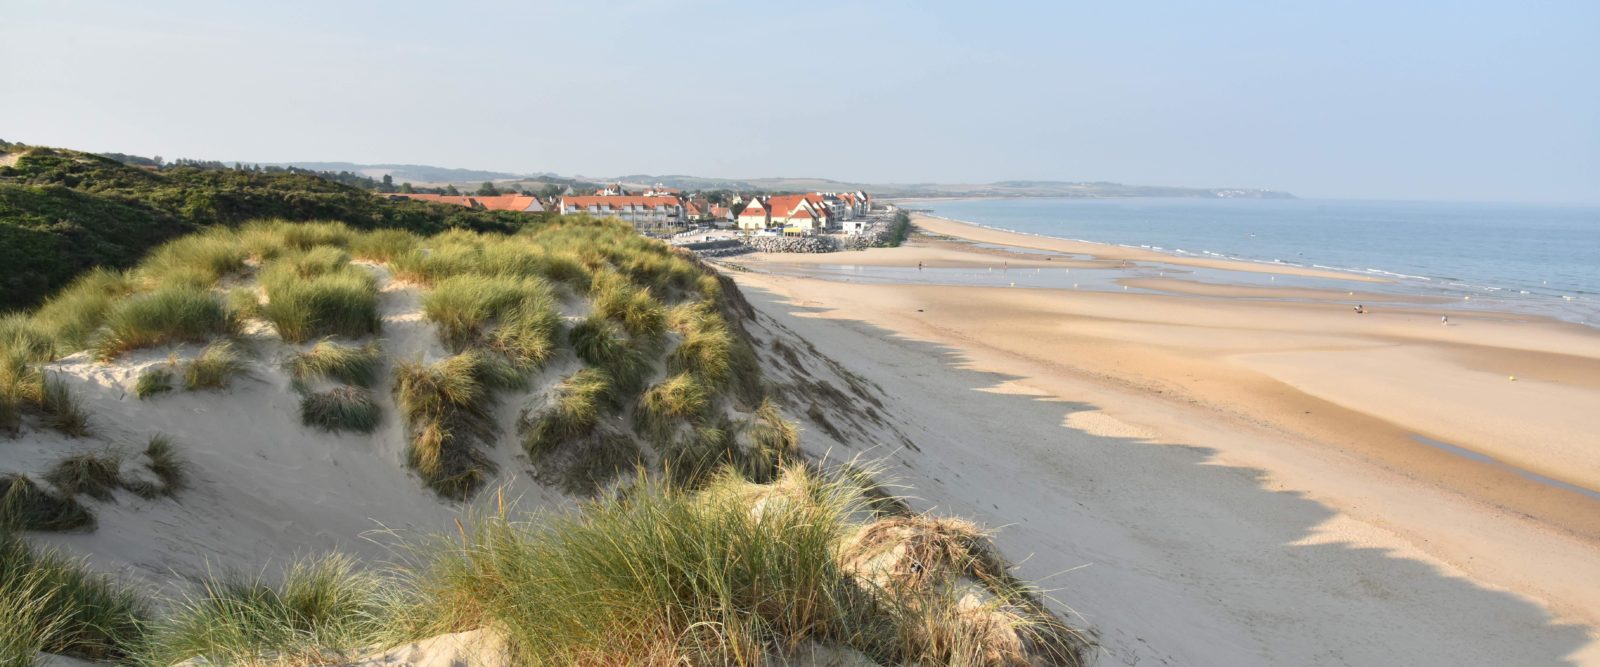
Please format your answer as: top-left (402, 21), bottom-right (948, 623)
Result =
top-left (918, 262), bottom-right (923, 270)
top-left (1441, 315), bottom-right (1449, 325)
top-left (1354, 304), bottom-right (1366, 314)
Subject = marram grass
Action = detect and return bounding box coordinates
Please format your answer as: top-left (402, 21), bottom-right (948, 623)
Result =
top-left (91, 286), bottom-right (233, 361)
top-left (183, 340), bottom-right (247, 391)
top-left (287, 339), bottom-right (382, 391)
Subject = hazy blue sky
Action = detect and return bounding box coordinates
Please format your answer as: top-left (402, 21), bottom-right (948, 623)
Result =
top-left (2, 1), bottom-right (1596, 202)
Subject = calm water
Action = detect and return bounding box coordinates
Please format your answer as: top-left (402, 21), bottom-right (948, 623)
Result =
top-left (912, 198), bottom-right (1600, 325)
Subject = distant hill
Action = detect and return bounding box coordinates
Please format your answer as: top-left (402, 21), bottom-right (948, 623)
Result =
top-left (611, 175), bottom-right (1295, 199)
top-left (275, 162), bottom-right (522, 185)
top-left (262, 163), bottom-right (1294, 199)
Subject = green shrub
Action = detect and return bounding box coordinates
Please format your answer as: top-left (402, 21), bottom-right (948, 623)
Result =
top-left (260, 266), bottom-right (380, 343)
top-left (91, 286), bottom-right (232, 360)
top-left (287, 340), bottom-right (382, 391)
top-left (393, 352), bottom-right (503, 499)
top-left (300, 386), bottom-right (381, 434)
top-left (0, 532), bottom-right (148, 661)
top-left (134, 367), bottom-right (174, 399)
top-left (634, 373), bottom-right (709, 442)
top-left (0, 475), bottom-right (94, 532)
top-left (183, 340), bottom-right (246, 390)
top-left (137, 554), bottom-right (386, 667)
top-left (44, 452), bottom-right (121, 502)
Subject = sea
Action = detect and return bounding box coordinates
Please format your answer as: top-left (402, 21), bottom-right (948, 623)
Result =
top-left (904, 197), bottom-right (1600, 326)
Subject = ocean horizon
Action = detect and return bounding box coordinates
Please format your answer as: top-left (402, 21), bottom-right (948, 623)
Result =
top-left (905, 197), bottom-right (1600, 326)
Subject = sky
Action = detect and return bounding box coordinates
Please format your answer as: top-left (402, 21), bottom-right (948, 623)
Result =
top-left (2, 1), bottom-right (1596, 203)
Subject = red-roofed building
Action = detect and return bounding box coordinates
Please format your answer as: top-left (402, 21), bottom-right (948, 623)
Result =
top-left (558, 195), bottom-right (685, 229)
top-left (737, 199), bottom-right (769, 230)
top-left (389, 193), bottom-right (545, 212)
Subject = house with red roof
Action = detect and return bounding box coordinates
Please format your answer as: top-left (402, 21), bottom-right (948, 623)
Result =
top-left (558, 194), bottom-right (685, 229)
top-left (389, 193), bottom-right (545, 212)
top-left (736, 198), bottom-right (769, 230)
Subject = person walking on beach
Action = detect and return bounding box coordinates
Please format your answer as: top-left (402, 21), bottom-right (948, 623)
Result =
top-left (1441, 315), bottom-right (1449, 325)
top-left (1354, 304), bottom-right (1366, 314)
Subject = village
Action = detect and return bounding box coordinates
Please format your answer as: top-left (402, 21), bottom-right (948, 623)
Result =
top-left (386, 184), bottom-right (900, 253)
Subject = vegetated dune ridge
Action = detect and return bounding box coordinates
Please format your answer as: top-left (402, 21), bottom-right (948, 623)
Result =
top-left (0, 218), bottom-right (1086, 666)
top-left (725, 217), bottom-right (1600, 664)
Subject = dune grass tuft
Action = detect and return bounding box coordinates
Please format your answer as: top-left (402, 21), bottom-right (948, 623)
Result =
top-left (44, 452), bottom-right (122, 502)
top-left (591, 272), bottom-right (667, 341)
top-left (39, 377), bottom-right (91, 437)
top-left (520, 369), bottom-right (614, 458)
top-left (287, 340), bottom-right (382, 391)
top-left (350, 228), bottom-right (420, 263)
top-left (139, 230), bottom-right (247, 289)
top-left (183, 340), bottom-right (246, 391)
top-left (667, 304), bottom-right (735, 389)
top-left (568, 313), bottom-right (653, 396)
top-left (743, 397), bottom-right (799, 481)
top-left (422, 275), bottom-right (555, 352)
top-left (634, 372), bottom-right (709, 442)
top-left (139, 553), bottom-right (387, 667)
top-left (393, 352), bottom-right (509, 499)
top-left (91, 286), bottom-right (233, 361)
top-left (225, 286), bottom-right (261, 322)
top-left (398, 466), bottom-right (879, 664)
top-left (300, 386), bottom-right (381, 434)
top-left (260, 263), bottom-right (381, 343)
top-left (135, 367), bottom-right (174, 399)
top-left (0, 532), bottom-right (148, 662)
top-left (519, 369), bottom-right (640, 494)
top-left (30, 269), bottom-right (137, 353)
top-left (0, 475), bottom-right (94, 532)
top-left (144, 435), bottom-right (187, 493)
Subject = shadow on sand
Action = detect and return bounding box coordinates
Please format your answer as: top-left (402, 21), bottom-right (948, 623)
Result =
top-left (736, 282), bottom-right (1593, 666)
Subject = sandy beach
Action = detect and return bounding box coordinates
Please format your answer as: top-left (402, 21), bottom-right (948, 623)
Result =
top-left (723, 213), bottom-right (1600, 664)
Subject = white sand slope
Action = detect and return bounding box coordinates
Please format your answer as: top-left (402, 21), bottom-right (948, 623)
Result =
top-left (7, 264), bottom-right (569, 592)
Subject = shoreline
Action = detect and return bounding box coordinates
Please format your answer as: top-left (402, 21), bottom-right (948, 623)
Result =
top-left (720, 218), bottom-right (1600, 659)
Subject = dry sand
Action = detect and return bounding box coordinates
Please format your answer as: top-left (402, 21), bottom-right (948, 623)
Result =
top-left (725, 215), bottom-right (1600, 664)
